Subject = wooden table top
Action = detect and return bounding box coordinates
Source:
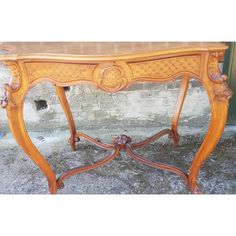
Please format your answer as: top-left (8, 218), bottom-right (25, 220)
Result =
top-left (0, 42), bottom-right (227, 58)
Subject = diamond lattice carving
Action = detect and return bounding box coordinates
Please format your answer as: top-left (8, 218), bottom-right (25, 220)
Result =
top-left (129, 55), bottom-right (200, 78)
top-left (26, 62), bottom-right (96, 83)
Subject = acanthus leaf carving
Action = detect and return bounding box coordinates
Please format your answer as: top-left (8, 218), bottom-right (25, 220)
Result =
top-left (208, 51), bottom-right (227, 83)
top-left (207, 51), bottom-right (233, 102)
top-left (213, 82), bottom-right (233, 102)
top-left (4, 61), bottom-right (21, 88)
top-left (1, 61), bottom-right (20, 109)
top-left (0, 83), bottom-right (17, 109)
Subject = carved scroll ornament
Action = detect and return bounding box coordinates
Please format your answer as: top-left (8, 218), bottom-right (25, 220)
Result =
top-left (206, 51), bottom-right (233, 102)
top-left (213, 82), bottom-right (233, 102)
top-left (0, 83), bottom-right (17, 108)
top-left (0, 61), bottom-right (19, 109)
top-left (208, 51), bottom-right (228, 83)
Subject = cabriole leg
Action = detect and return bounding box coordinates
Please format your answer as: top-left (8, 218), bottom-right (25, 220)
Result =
top-left (6, 104), bottom-right (58, 194)
top-left (54, 86), bottom-right (77, 151)
top-left (188, 77), bottom-right (232, 193)
top-left (171, 75), bottom-right (190, 146)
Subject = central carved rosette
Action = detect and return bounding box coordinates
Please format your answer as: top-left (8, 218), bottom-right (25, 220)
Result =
top-left (93, 62), bottom-right (132, 92)
top-left (101, 66), bottom-right (125, 90)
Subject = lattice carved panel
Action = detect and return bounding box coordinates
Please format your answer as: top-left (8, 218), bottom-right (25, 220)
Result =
top-left (129, 55), bottom-right (201, 79)
top-left (25, 62), bottom-right (96, 83)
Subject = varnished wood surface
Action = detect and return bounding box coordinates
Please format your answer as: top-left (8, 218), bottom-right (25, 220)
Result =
top-left (0, 42), bottom-right (232, 194)
top-left (0, 42), bottom-right (227, 58)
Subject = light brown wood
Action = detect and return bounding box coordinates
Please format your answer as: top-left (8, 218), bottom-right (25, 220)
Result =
top-left (188, 52), bottom-right (232, 193)
top-left (171, 75), bottom-right (190, 146)
top-left (54, 86), bottom-right (77, 151)
top-left (0, 42), bottom-right (232, 194)
top-left (6, 95), bottom-right (57, 194)
top-left (0, 42), bottom-right (228, 57)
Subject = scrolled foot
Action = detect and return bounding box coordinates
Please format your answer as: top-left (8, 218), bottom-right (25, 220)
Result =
top-left (181, 175), bottom-right (189, 186)
top-left (171, 131), bottom-right (180, 147)
top-left (57, 180), bottom-right (65, 189)
top-left (189, 181), bottom-right (203, 194)
top-left (68, 136), bottom-right (80, 151)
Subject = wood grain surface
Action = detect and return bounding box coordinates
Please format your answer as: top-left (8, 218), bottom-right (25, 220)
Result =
top-left (0, 42), bottom-right (232, 194)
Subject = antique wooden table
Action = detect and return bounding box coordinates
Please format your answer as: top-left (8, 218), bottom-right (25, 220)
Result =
top-left (0, 42), bottom-right (232, 194)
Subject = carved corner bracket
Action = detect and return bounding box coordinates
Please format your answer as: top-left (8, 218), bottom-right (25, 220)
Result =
top-left (0, 61), bottom-right (20, 109)
top-left (208, 51), bottom-right (228, 83)
top-left (0, 83), bottom-right (17, 108)
top-left (206, 51), bottom-right (233, 102)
